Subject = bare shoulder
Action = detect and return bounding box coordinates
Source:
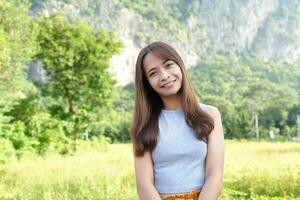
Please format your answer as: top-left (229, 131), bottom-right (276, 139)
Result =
top-left (203, 104), bottom-right (224, 142)
top-left (202, 104), bottom-right (221, 119)
top-left (202, 104), bottom-right (223, 132)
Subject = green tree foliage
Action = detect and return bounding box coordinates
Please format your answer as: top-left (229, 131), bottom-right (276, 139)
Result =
top-left (0, 0), bottom-right (35, 72)
top-left (188, 51), bottom-right (300, 138)
top-left (4, 92), bottom-right (72, 156)
top-left (0, 0), bottom-right (38, 161)
top-left (0, 0), bottom-right (37, 112)
top-left (0, 3), bottom-right (124, 161)
top-left (34, 13), bottom-right (122, 149)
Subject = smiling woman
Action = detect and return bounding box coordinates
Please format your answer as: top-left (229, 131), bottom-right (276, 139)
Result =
top-left (130, 42), bottom-right (224, 200)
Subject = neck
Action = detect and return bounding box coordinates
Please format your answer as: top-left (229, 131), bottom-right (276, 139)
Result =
top-left (161, 94), bottom-right (182, 110)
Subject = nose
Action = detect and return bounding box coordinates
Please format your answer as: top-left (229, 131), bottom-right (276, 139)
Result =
top-left (160, 69), bottom-right (170, 81)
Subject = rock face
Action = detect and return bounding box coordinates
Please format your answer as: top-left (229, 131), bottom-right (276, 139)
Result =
top-left (199, 0), bottom-right (279, 50)
top-left (29, 0), bottom-right (300, 86)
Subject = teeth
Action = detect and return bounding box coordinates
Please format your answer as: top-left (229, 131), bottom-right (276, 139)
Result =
top-left (164, 81), bottom-right (174, 87)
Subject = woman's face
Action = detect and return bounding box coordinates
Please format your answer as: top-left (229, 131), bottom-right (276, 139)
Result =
top-left (143, 52), bottom-right (183, 98)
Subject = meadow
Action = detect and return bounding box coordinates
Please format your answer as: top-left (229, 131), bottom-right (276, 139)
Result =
top-left (0, 140), bottom-right (299, 200)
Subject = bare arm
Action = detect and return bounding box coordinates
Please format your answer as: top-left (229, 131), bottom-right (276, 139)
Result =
top-left (198, 106), bottom-right (225, 200)
top-left (134, 150), bottom-right (161, 200)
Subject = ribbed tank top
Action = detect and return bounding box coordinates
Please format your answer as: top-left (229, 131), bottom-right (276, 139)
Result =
top-left (151, 103), bottom-right (207, 194)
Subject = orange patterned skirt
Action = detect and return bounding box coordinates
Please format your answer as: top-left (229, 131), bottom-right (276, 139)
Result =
top-left (160, 189), bottom-right (201, 200)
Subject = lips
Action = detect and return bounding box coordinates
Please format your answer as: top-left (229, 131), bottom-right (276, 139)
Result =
top-left (161, 80), bottom-right (175, 88)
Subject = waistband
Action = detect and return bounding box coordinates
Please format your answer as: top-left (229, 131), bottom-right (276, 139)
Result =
top-left (161, 189), bottom-right (202, 200)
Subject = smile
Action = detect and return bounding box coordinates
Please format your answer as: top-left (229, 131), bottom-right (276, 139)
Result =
top-left (162, 80), bottom-right (176, 88)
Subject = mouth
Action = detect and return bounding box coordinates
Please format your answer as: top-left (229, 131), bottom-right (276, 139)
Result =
top-left (161, 80), bottom-right (176, 88)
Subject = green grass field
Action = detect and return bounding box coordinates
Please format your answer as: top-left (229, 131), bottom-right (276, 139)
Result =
top-left (0, 140), bottom-right (299, 200)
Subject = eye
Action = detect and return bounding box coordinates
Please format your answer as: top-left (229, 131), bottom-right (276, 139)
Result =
top-left (166, 63), bottom-right (173, 68)
top-left (149, 71), bottom-right (157, 77)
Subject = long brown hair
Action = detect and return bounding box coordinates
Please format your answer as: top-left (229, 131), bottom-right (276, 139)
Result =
top-left (131, 42), bottom-right (214, 157)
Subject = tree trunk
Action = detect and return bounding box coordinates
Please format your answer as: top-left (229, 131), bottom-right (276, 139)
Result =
top-left (67, 96), bottom-right (74, 113)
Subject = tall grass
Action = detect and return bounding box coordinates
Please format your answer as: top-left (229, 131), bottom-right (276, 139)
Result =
top-left (220, 140), bottom-right (300, 200)
top-left (0, 140), bottom-right (299, 200)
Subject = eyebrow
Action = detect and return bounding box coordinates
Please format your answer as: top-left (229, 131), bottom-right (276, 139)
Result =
top-left (147, 59), bottom-right (169, 75)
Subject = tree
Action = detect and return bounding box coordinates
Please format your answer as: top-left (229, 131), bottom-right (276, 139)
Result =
top-left (0, 0), bottom-right (40, 160)
top-left (0, 0), bottom-right (37, 112)
top-left (34, 13), bottom-right (122, 149)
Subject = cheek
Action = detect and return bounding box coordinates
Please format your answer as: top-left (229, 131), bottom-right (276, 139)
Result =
top-left (175, 68), bottom-right (183, 79)
top-left (176, 70), bottom-right (183, 86)
top-left (148, 78), bottom-right (159, 90)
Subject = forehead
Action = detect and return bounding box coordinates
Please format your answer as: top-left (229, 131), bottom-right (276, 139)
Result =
top-left (143, 52), bottom-right (167, 72)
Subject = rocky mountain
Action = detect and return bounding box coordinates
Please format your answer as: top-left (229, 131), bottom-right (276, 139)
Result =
top-left (29, 0), bottom-right (300, 86)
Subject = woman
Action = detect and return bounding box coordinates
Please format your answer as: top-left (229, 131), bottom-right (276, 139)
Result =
top-left (130, 42), bottom-right (224, 200)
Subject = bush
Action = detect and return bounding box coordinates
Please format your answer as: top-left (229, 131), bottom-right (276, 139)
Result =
top-left (102, 110), bottom-right (132, 142)
top-left (26, 112), bottom-right (72, 155)
top-left (0, 138), bottom-right (16, 164)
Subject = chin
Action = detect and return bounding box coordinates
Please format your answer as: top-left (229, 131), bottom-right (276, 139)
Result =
top-left (159, 89), bottom-right (181, 97)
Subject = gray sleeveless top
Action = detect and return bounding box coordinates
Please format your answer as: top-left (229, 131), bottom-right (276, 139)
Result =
top-left (151, 103), bottom-right (207, 194)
